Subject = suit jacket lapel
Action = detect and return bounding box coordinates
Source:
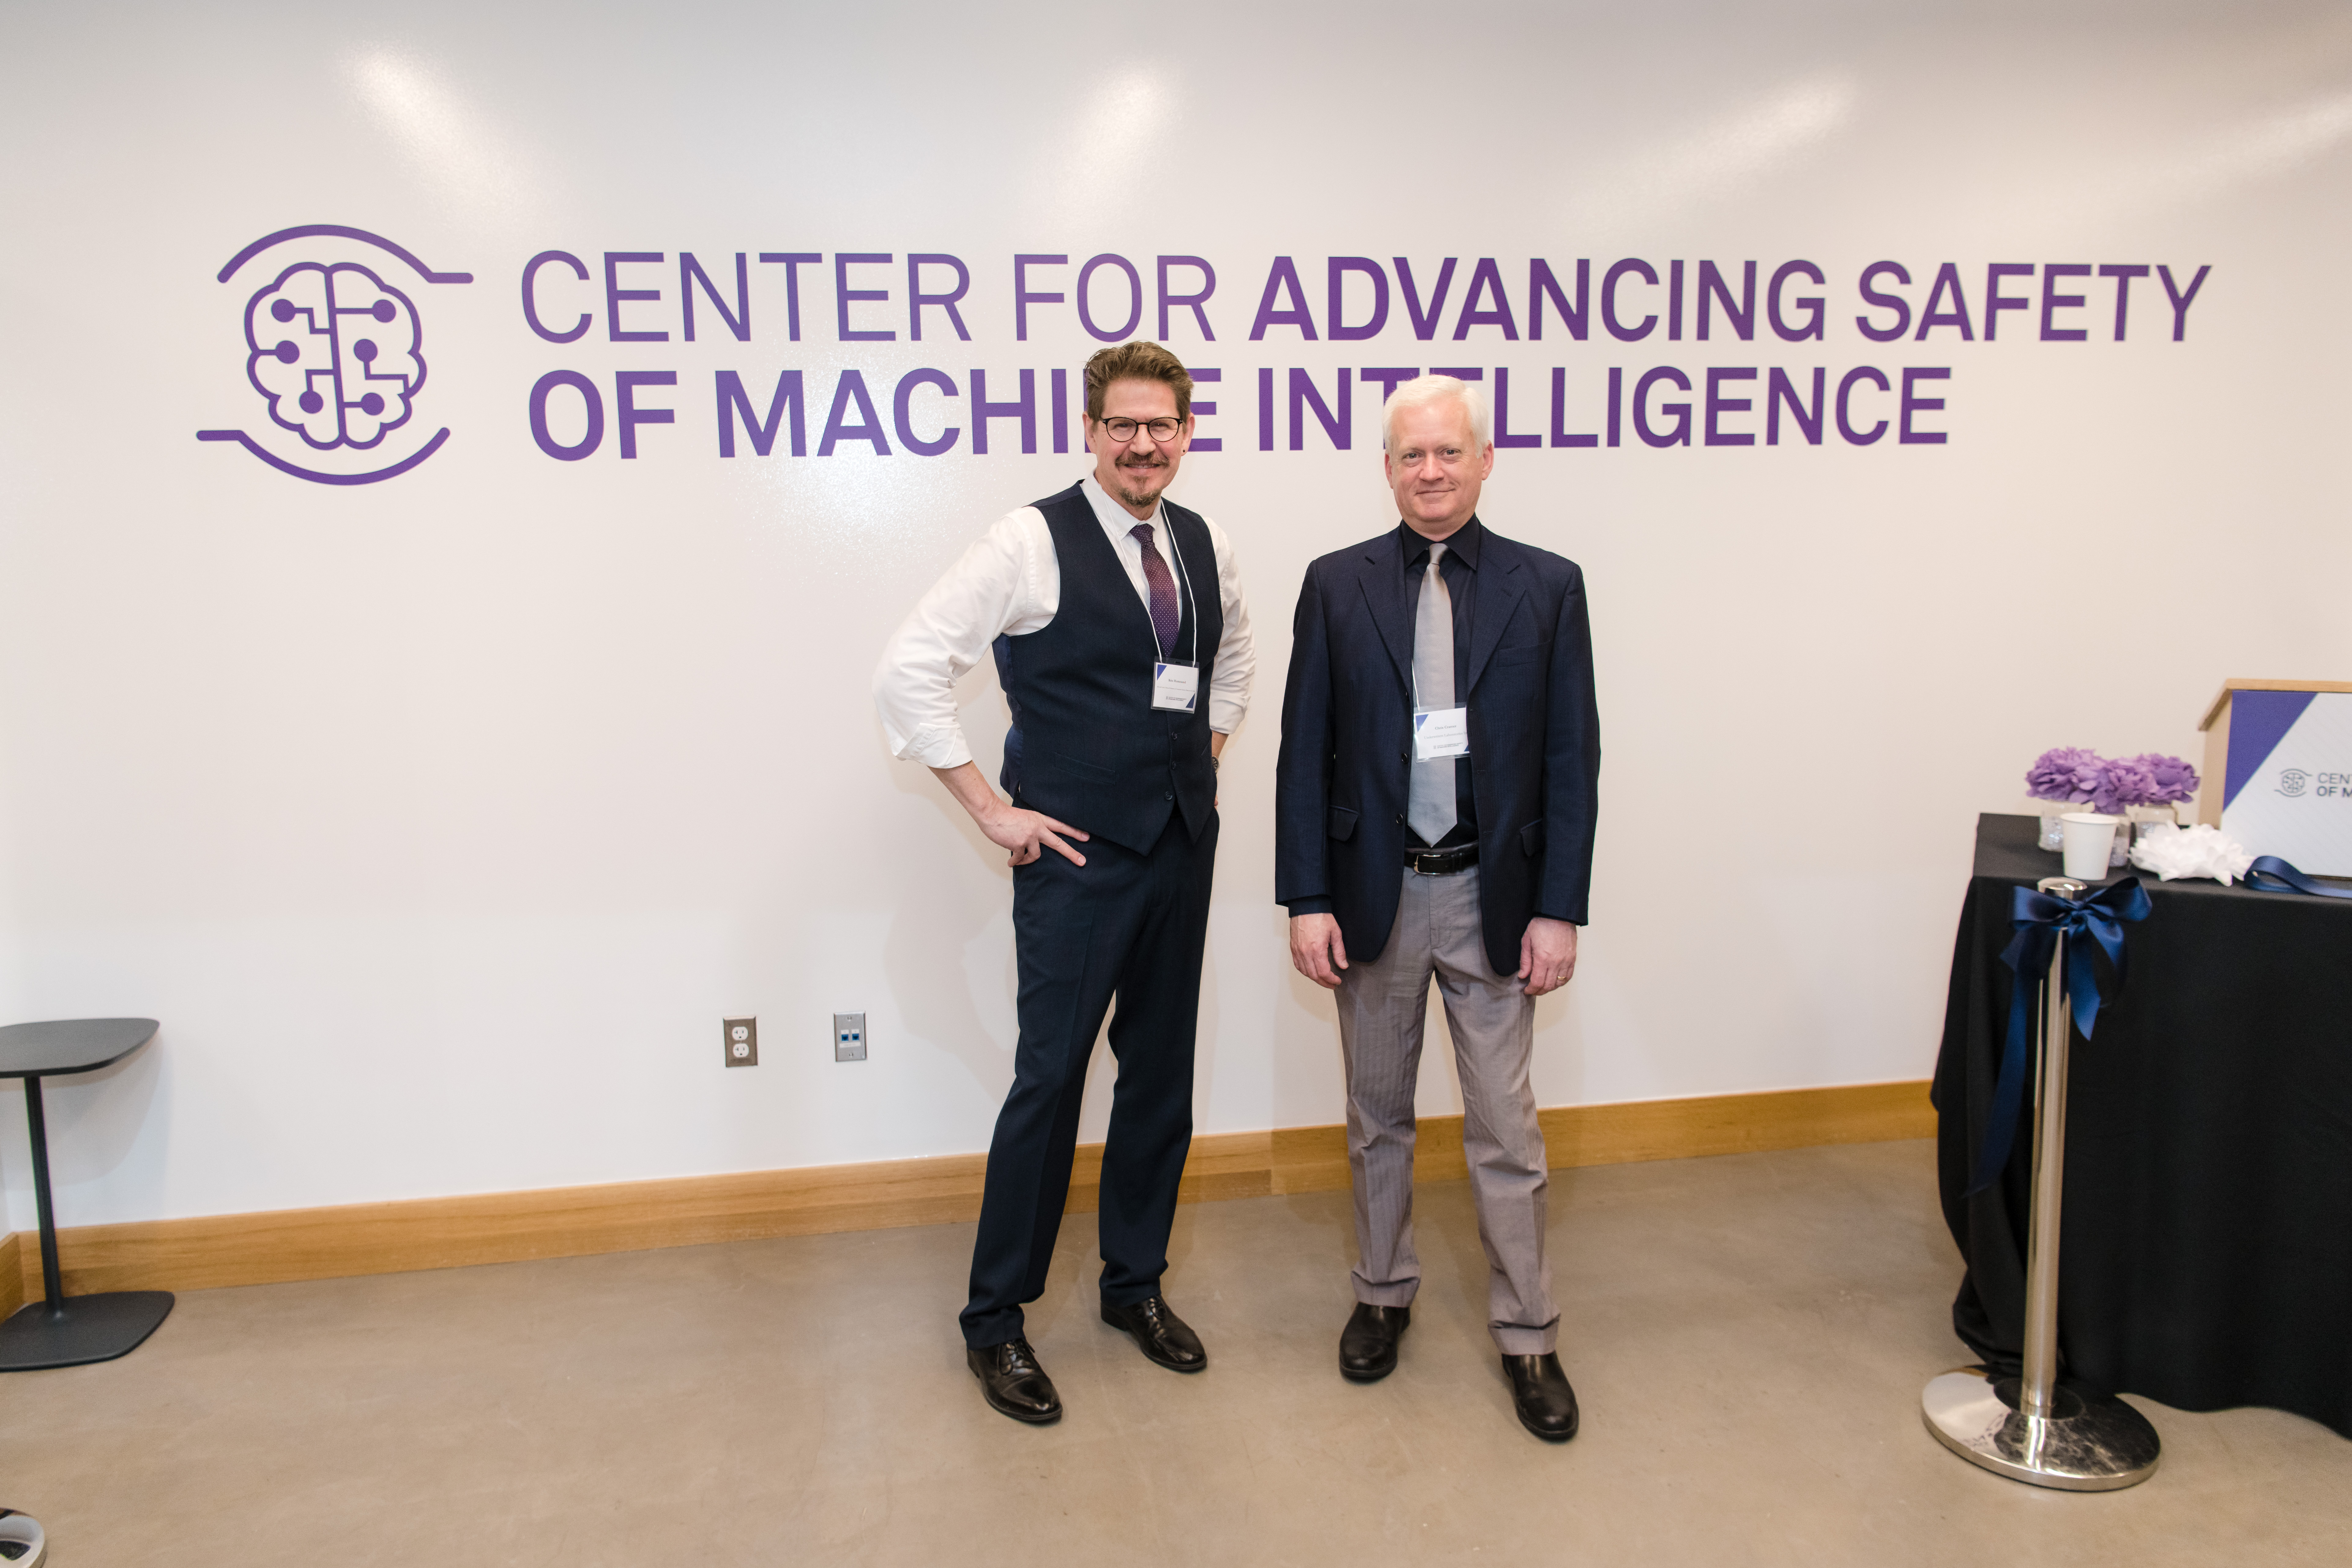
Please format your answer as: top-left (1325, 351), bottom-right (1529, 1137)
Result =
top-left (1356, 530), bottom-right (1413, 689)
top-left (1464, 538), bottom-right (1528, 695)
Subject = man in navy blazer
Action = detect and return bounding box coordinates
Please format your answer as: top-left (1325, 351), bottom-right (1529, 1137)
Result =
top-left (1275, 373), bottom-right (1598, 1440)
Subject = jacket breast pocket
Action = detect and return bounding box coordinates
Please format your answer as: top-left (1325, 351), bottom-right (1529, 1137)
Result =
top-left (1519, 818), bottom-right (1545, 857)
top-left (1047, 750), bottom-right (1113, 783)
top-left (1490, 643), bottom-right (1543, 670)
top-left (1328, 806), bottom-right (1359, 841)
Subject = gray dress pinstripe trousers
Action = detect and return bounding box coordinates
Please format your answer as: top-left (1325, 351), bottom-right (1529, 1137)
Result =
top-left (1334, 863), bottom-right (1559, 1355)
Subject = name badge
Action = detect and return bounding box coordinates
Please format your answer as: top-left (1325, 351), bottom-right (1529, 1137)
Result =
top-left (1153, 661), bottom-right (1201, 712)
top-left (1413, 706), bottom-right (1470, 760)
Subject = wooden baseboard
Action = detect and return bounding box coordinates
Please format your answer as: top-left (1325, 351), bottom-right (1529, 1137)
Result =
top-left (18, 1080), bottom-right (1931, 1302)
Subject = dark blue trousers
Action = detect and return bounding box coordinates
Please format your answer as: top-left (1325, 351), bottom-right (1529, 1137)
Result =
top-left (960, 811), bottom-right (1218, 1347)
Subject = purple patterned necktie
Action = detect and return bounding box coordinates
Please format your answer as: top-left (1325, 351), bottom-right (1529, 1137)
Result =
top-left (1130, 523), bottom-right (1182, 655)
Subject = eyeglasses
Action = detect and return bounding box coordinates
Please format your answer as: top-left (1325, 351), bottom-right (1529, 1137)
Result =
top-left (1096, 415), bottom-right (1185, 442)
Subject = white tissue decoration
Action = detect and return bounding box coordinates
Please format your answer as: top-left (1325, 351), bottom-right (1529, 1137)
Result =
top-left (2128, 823), bottom-right (2256, 885)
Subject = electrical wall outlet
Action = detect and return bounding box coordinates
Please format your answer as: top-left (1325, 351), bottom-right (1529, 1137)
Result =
top-left (724, 1017), bottom-right (758, 1067)
top-left (833, 1013), bottom-right (867, 1062)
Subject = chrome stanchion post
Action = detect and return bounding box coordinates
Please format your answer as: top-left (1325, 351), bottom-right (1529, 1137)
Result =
top-left (1921, 876), bottom-right (2162, 1490)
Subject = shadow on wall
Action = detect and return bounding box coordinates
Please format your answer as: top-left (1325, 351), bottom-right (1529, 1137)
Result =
top-left (0, 1028), bottom-right (168, 1233)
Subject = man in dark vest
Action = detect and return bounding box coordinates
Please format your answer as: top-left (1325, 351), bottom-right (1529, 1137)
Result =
top-left (873, 341), bottom-right (1256, 1423)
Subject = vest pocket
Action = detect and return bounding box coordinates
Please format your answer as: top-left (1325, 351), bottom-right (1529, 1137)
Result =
top-left (1047, 750), bottom-right (1114, 782)
top-left (1328, 806), bottom-right (1359, 841)
top-left (1519, 818), bottom-right (1545, 856)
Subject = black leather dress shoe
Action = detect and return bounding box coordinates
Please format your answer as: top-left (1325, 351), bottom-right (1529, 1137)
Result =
top-left (1101, 1294), bottom-right (1207, 1372)
top-left (1502, 1353), bottom-right (1579, 1441)
top-left (967, 1337), bottom-right (1062, 1423)
top-left (1338, 1302), bottom-right (1410, 1382)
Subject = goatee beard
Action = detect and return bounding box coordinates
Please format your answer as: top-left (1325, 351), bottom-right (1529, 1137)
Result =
top-left (1113, 467), bottom-right (1167, 512)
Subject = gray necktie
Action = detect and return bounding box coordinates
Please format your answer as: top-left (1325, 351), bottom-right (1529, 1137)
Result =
top-left (1408, 542), bottom-right (1457, 845)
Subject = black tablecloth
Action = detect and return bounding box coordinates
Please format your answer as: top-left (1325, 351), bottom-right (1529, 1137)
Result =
top-left (1934, 813), bottom-right (2352, 1438)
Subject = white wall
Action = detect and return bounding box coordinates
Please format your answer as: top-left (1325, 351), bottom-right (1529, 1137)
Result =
top-left (2, 1), bottom-right (2347, 1228)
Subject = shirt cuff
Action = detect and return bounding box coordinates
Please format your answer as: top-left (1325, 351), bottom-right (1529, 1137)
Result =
top-left (1285, 896), bottom-right (1335, 916)
top-left (894, 724), bottom-right (973, 770)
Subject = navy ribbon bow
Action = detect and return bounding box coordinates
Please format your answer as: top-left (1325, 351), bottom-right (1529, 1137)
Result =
top-left (1964, 877), bottom-right (2152, 1197)
top-left (2246, 855), bottom-right (2352, 900)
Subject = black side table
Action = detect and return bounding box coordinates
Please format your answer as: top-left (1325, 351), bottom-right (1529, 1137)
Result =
top-left (0, 1019), bottom-right (171, 1371)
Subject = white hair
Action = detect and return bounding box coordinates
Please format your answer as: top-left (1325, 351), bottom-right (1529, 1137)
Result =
top-left (1380, 372), bottom-right (1491, 451)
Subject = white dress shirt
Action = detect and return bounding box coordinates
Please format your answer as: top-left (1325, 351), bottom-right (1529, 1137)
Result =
top-left (874, 475), bottom-right (1256, 770)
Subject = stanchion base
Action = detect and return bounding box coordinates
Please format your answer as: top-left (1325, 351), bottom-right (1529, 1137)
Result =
top-left (1922, 1365), bottom-right (2160, 1491)
top-left (0, 1291), bottom-right (174, 1372)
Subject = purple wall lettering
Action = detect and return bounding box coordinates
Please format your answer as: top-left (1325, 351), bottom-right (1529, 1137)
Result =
top-left (757, 253), bottom-right (820, 342)
top-left (967, 368), bottom-right (1036, 455)
top-left (1697, 261), bottom-right (1756, 342)
top-left (1289, 367), bottom-right (1351, 451)
top-left (818, 369), bottom-right (891, 456)
top-left (1395, 258), bottom-right (1457, 341)
top-left (1900, 367), bottom-right (1950, 444)
top-left (680, 252), bottom-right (750, 344)
top-left (1493, 366), bottom-right (1540, 447)
top-left (1606, 366), bottom-right (1623, 447)
top-left (1359, 367), bottom-right (1418, 403)
top-left (1984, 263), bottom-right (2033, 341)
top-left (522, 251), bottom-right (592, 344)
top-left (604, 252), bottom-right (667, 343)
top-left (615, 370), bottom-right (676, 458)
top-left (835, 254), bottom-right (895, 342)
top-left (1452, 258), bottom-right (1520, 340)
top-left (1602, 260), bottom-right (1659, 342)
top-left (1914, 264), bottom-right (1974, 341)
top-left (892, 368), bottom-right (960, 456)
top-left (1186, 367), bottom-right (1222, 452)
top-left (1328, 258), bottom-right (1388, 342)
top-left (1530, 259), bottom-right (1589, 342)
top-left (1428, 367), bottom-right (1483, 384)
top-left (2158, 265), bottom-right (2211, 341)
top-left (1633, 366), bottom-right (1691, 447)
top-left (1548, 366), bottom-right (1598, 447)
top-left (1249, 257), bottom-right (1318, 341)
top-left (1767, 367), bottom-right (1825, 445)
top-left (715, 370), bottom-right (806, 457)
top-left (2098, 264), bottom-right (2149, 340)
top-left (908, 255), bottom-right (973, 343)
top-left (1768, 262), bottom-right (1825, 342)
top-left (1668, 259), bottom-right (1686, 342)
top-left (2038, 264), bottom-right (2090, 342)
top-left (529, 369), bottom-right (602, 460)
top-left (1856, 261), bottom-right (1912, 343)
top-left (1050, 367), bottom-right (1070, 455)
top-left (1157, 257), bottom-right (1217, 341)
top-left (1837, 366), bottom-right (1891, 444)
top-left (1257, 367), bottom-right (1274, 451)
top-left (1013, 255), bottom-right (1067, 342)
top-left (1077, 254), bottom-right (1143, 343)
top-left (1703, 366), bottom-right (1756, 445)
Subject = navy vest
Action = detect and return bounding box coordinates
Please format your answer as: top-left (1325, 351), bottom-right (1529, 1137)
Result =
top-left (994, 482), bottom-right (1221, 856)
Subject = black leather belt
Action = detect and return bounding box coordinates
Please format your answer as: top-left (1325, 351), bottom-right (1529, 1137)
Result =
top-left (1404, 843), bottom-right (1479, 875)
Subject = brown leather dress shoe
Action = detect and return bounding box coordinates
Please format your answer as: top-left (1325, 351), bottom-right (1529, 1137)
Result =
top-left (1101, 1293), bottom-right (1207, 1371)
top-left (1339, 1302), bottom-right (1410, 1382)
top-left (1502, 1352), bottom-right (1579, 1441)
top-left (967, 1337), bottom-right (1062, 1423)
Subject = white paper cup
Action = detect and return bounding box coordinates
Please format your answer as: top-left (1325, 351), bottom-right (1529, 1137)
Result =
top-left (2060, 812), bottom-right (2120, 881)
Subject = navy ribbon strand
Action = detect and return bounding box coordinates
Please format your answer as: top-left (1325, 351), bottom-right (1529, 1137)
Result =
top-left (2246, 855), bottom-right (2352, 900)
top-left (1965, 877), bottom-right (2152, 1197)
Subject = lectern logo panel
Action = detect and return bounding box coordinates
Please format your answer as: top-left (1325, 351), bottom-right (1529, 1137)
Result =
top-left (198, 225), bottom-right (472, 485)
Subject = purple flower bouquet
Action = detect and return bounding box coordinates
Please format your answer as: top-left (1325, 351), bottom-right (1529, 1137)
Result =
top-left (2024, 748), bottom-right (2201, 853)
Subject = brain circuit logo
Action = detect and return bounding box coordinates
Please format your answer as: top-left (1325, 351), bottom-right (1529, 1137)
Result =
top-left (2277, 769), bottom-right (2310, 797)
top-left (197, 225), bottom-right (472, 484)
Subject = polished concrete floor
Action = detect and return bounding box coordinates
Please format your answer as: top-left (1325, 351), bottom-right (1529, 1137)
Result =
top-left (4, 1140), bottom-right (2348, 1565)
